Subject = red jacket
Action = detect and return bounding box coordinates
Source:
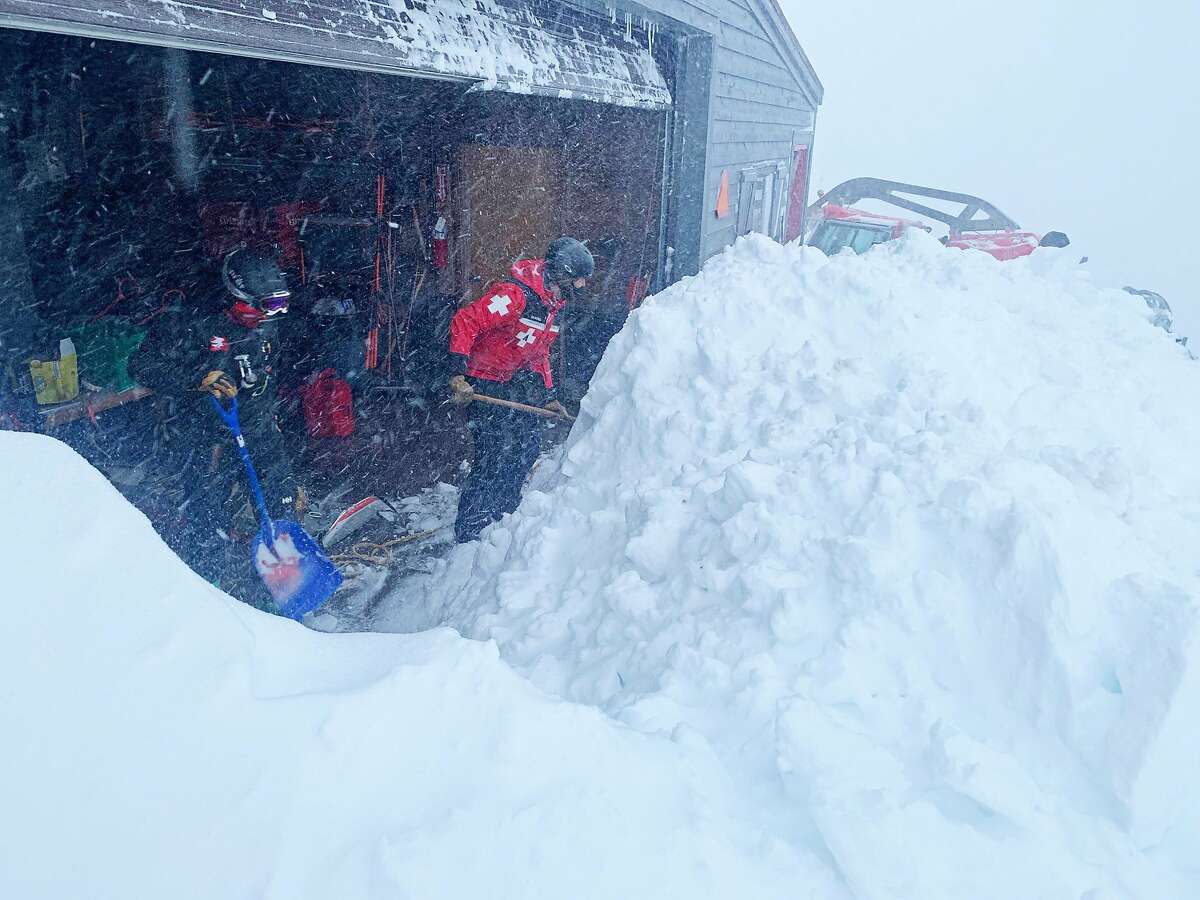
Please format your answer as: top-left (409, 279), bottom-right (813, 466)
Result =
top-left (449, 259), bottom-right (565, 389)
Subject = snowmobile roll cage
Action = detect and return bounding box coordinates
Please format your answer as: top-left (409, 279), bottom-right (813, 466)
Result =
top-left (809, 178), bottom-right (1021, 234)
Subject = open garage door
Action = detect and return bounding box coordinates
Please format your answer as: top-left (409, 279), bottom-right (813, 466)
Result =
top-left (0, 0), bottom-right (671, 109)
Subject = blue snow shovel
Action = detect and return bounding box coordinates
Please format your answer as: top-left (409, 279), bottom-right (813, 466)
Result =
top-left (211, 395), bottom-right (343, 620)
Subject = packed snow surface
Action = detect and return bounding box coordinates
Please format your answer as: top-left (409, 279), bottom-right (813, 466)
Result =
top-left (385, 233), bottom-right (1200, 898)
top-left (0, 435), bottom-right (840, 898)
top-left (5, 233), bottom-right (1200, 899)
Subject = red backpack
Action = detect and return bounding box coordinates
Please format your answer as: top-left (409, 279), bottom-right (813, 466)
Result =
top-left (301, 369), bottom-right (354, 438)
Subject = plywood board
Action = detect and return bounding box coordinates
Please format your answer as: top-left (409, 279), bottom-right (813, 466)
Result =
top-left (455, 144), bottom-right (563, 297)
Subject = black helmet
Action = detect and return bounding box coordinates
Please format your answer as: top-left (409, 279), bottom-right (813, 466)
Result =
top-left (223, 248), bottom-right (290, 315)
top-left (545, 237), bottom-right (595, 285)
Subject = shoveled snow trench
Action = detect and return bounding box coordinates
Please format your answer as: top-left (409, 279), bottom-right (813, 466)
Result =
top-left (4, 232), bottom-right (1199, 899)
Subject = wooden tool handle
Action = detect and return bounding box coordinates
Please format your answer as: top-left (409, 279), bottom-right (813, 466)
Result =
top-left (472, 392), bottom-right (574, 421)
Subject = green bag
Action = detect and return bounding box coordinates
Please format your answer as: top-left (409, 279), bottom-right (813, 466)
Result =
top-left (68, 319), bottom-right (147, 392)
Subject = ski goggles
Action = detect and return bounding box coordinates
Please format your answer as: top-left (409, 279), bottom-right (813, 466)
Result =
top-left (261, 291), bottom-right (291, 317)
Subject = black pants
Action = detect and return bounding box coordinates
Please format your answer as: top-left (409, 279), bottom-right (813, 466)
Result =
top-left (454, 393), bottom-right (543, 543)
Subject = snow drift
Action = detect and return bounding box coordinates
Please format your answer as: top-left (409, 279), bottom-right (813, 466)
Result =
top-left (0, 434), bottom-right (842, 899)
top-left (386, 233), bottom-right (1200, 898)
top-left (6, 233), bottom-right (1200, 899)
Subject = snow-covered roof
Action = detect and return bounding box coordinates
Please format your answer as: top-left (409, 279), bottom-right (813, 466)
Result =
top-left (0, 0), bottom-right (672, 109)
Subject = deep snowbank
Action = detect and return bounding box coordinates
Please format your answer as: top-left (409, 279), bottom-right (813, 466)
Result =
top-left (0, 433), bottom-right (840, 899)
top-left (389, 233), bottom-right (1200, 898)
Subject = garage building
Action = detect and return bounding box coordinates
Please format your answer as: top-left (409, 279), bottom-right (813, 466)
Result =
top-left (0, 0), bottom-right (820, 590)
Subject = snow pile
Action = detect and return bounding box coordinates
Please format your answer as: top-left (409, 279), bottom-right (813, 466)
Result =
top-left (7, 233), bottom-right (1199, 899)
top-left (0, 433), bottom-right (843, 899)
top-left (395, 233), bottom-right (1200, 898)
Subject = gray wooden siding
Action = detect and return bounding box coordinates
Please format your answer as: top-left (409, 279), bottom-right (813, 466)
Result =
top-left (610, 0), bottom-right (820, 264)
top-left (702, 1), bottom-right (817, 259)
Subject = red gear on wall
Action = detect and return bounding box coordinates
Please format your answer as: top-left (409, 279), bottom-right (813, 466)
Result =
top-left (448, 259), bottom-right (565, 390)
top-left (300, 368), bottom-right (355, 438)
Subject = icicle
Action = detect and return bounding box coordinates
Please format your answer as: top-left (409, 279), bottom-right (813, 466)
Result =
top-left (164, 49), bottom-right (199, 192)
top-left (625, 11), bottom-right (632, 42)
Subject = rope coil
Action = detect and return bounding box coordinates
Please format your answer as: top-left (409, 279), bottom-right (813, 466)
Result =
top-left (330, 529), bottom-right (441, 568)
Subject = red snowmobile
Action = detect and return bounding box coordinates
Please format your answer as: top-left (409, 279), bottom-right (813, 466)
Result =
top-left (806, 178), bottom-right (1183, 342)
top-left (805, 178), bottom-right (1066, 262)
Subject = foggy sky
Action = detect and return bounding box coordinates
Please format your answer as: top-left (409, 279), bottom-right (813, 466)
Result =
top-left (780, 0), bottom-right (1200, 336)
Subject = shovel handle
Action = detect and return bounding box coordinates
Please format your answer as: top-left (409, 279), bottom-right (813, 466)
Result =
top-left (472, 392), bottom-right (574, 421)
top-left (210, 395), bottom-right (276, 550)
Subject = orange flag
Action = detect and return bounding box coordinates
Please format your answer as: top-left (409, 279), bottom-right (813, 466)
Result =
top-left (715, 170), bottom-right (731, 219)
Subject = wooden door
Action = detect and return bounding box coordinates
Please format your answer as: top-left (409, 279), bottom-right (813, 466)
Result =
top-left (455, 145), bottom-right (562, 299)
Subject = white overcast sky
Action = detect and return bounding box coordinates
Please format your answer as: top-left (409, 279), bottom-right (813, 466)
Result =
top-left (778, 0), bottom-right (1200, 335)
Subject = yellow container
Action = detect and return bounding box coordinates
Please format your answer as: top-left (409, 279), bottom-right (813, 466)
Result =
top-left (29, 338), bottom-right (79, 405)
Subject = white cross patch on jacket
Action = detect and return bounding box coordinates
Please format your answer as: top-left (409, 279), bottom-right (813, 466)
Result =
top-left (516, 328), bottom-right (537, 347)
top-left (487, 294), bottom-right (512, 316)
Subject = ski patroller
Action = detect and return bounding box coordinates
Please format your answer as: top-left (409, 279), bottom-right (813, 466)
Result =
top-left (211, 396), bottom-right (342, 619)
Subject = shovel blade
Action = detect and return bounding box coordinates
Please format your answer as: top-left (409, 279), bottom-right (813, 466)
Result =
top-left (252, 519), bottom-right (344, 620)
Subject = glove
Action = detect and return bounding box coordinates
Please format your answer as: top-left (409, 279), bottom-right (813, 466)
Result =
top-left (448, 375), bottom-right (475, 406)
top-left (200, 370), bottom-right (238, 400)
top-left (543, 399), bottom-right (571, 420)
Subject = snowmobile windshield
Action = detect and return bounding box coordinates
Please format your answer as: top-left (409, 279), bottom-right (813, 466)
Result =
top-left (812, 221), bottom-right (893, 257)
